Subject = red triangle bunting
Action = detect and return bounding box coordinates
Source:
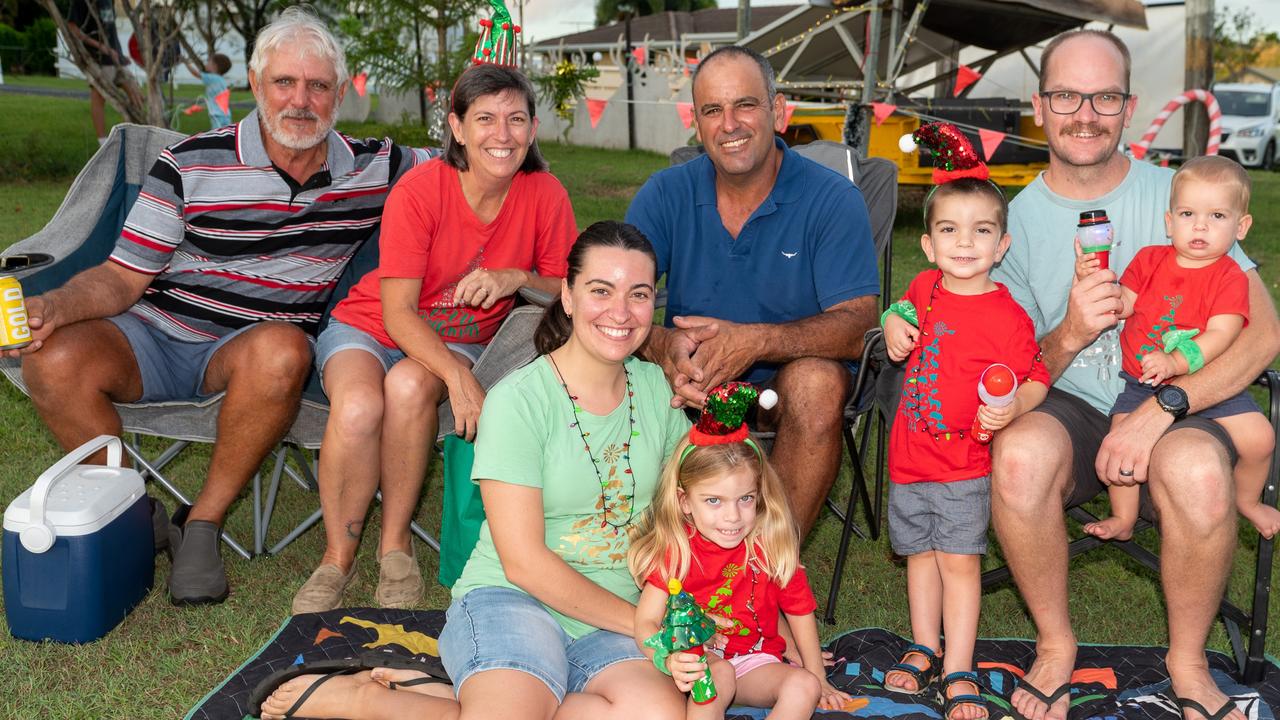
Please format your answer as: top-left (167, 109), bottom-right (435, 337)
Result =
top-left (978, 128), bottom-right (1005, 161)
top-left (676, 102), bottom-right (695, 129)
top-left (586, 98), bottom-right (607, 129)
top-left (953, 64), bottom-right (981, 96)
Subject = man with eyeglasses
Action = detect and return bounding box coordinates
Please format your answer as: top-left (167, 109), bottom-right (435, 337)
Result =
top-left (989, 29), bottom-right (1279, 720)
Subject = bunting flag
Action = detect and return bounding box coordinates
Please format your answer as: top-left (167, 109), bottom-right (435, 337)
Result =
top-left (631, 47), bottom-right (647, 66)
top-left (782, 102), bottom-right (796, 131)
top-left (676, 102), bottom-right (695, 129)
top-left (586, 98), bottom-right (608, 129)
top-left (214, 89), bottom-right (231, 114)
top-left (352, 72), bottom-right (368, 97)
top-left (183, 102), bottom-right (203, 115)
top-left (425, 86), bottom-right (436, 103)
top-left (870, 102), bottom-right (897, 125)
top-left (1129, 142), bottom-right (1148, 160)
top-left (978, 128), bottom-right (1005, 161)
top-left (953, 64), bottom-right (981, 96)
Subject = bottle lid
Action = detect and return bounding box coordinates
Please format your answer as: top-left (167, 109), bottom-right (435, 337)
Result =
top-left (1078, 209), bottom-right (1109, 226)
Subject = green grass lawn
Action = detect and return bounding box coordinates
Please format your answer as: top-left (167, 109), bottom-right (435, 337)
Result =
top-left (0, 81), bottom-right (1278, 718)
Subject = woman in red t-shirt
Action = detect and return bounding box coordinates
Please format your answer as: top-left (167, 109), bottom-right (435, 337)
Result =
top-left (292, 64), bottom-right (577, 614)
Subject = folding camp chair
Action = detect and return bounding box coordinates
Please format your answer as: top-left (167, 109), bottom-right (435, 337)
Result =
top-left (0, 123), bottom-right (271, 558)
top-left (978, 369), bottom-right (1280, 684)
top-left (666, 140), bottom-right (899, 622)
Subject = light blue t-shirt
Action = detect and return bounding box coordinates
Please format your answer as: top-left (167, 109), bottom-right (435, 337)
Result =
top-left (994, 159), bottom-right (1255, 414)
top-left (201, 72), bottom-right (231, 129)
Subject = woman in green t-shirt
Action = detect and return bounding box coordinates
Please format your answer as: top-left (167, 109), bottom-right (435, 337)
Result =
top-left (257, 222), bottom-right (692, 720)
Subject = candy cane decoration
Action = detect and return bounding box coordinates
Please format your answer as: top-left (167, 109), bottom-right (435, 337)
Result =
top-left (1129, 89), bottom-right (1220, 161)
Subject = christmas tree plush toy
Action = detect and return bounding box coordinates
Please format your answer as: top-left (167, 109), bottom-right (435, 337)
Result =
top-left (644, 579), bottom-right (720, 704)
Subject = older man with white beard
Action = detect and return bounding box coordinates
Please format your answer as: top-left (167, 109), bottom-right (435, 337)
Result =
top-left (6, 6), bottom-right (429, 605)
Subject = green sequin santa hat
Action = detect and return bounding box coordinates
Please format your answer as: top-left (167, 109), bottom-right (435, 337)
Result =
top-left (682, 382), bottom-right (778, 464)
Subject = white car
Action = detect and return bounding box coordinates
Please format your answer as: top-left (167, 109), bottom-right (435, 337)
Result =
top-left (1214, 83), bottom-right (1280, 170)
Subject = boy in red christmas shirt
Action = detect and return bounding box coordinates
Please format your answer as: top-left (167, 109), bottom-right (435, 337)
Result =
top-left (880, 123), bottom-right (1050, 720)
top-left (1076, 155), bottom-right (1278, 542)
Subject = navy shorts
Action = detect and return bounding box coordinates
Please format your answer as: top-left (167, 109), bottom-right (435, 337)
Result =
top-left (1111, 371), bottom-right (1260, 419)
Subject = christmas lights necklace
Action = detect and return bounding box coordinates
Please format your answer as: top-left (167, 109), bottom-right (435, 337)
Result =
top-left (548, 354), bottom-right (638, 530)
top-left (904, 273), bottom-right (969, 442)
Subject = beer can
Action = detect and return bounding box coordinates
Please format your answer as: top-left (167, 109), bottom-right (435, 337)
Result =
top-left (0, 275), bottom-right (32, 350)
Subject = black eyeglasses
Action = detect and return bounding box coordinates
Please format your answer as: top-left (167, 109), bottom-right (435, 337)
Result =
top-left (1039, 90), bottom-right (1131, 116)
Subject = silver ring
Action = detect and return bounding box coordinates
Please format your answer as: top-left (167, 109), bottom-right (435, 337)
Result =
top-left (1118, 469), bottom-right (1135, 477)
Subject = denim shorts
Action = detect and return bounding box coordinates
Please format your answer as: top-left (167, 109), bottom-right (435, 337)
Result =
top-left (438, 586), bottom-right (644, 702)
top-left (314, 319), bottom-right (485, 391)
top-left (107, 311), bottom-right (262, 403)
top-left (888, 476), bottom-right (991, 556)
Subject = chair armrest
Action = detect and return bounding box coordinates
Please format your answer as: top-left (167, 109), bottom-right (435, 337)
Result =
top-left (518, 286), bottom-right (556, 307)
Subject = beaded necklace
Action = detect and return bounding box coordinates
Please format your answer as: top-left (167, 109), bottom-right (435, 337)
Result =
top-left (904, 275), bottom-right (970, 442)
top-left (548, 355), bottom-right (639, 531)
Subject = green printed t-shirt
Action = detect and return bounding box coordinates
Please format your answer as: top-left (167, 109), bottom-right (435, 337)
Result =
top-left (995, 159), bottom-right (1254, 414)
top-left (453, 355), bottom-right (691, 639)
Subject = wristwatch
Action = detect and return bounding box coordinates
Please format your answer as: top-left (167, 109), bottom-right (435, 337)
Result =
top-left (1155, 385), bottom-right (1189, 421)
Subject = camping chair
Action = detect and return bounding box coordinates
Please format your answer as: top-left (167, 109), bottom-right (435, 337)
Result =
top-left (978, 369), bottom-right (1280, 684)
top-left (666, 139), bottom-right (899, 622)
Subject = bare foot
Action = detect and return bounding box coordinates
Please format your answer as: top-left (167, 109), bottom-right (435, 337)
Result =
top-left (370, 667), bottom-right (454, 698)
top-left (1083, 515), bottom-right (1136, 541)
top-left (944, 677), bottom-right (989, 720)
top-left (1239, 502), bottom-right (1280, 540)
top-left (1167, 659), bottom-right (1246, 720)
top-left (884, 647), bottom-right (936, 693)
top-left (260, 671), bottom-right (375, 720)
top-left (1011, 645), bottom-right (1075, 720)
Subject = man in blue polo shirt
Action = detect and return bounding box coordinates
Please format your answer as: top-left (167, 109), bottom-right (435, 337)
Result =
top-left (626, 45), bottom-right (879, 535)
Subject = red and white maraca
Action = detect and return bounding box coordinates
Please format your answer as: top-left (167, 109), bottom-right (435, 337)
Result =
top-left (971, 364), bottom-right (1017, 445)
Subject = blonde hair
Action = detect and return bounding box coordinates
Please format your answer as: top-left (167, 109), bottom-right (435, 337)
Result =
top-left (1171, 155), bottom-right (1252, 214)
top-left (628, 436), bottom-right (800, 587)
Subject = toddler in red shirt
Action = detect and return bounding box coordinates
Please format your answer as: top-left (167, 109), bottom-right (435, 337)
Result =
top-left (1075, 155), bottom-right (1277, 541)
top-left (881, 124), bottom-right (1050, 720)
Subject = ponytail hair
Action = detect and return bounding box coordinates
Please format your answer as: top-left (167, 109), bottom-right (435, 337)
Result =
top-left (534, 221), bottom-right (658, 355)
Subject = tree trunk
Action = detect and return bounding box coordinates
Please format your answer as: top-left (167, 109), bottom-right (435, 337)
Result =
top-left (1184, 0), bottom-right (1213, 158)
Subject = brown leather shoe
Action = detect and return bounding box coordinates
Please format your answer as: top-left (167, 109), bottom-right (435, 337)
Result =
top-left (375, 549), bottom-right (423, 609)
top-left (292, 563), bottom-right (356, 614)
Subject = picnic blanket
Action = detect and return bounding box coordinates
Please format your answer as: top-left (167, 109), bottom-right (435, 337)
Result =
top-left (187, 611), bottom-right (1280, 720)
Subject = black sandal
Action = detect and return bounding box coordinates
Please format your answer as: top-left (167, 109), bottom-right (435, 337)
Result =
top-left (1176, 696), bottom-right (1239, 720)
top-left (249, 649), bottom-right (451, 717)
top-left (884, 643), bottom-right (941, 695)
top-left (940, 670), bottom-right (989, 720)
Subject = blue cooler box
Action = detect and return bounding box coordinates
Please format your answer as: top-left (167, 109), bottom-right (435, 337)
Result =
top-left (3, 435), bottom-right (153, 643)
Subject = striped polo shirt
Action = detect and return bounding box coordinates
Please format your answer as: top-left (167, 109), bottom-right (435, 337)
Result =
top-left (109, 110), bottom-right (430, 342)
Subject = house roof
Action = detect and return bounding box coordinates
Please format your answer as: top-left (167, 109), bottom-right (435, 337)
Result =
top-left (528, 6), bottom-right (800, 51)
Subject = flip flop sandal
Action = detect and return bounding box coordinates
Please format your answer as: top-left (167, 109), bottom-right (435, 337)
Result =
top-left (248, 649), bottom-right (451, 717)
top-left (1177, 696), bottom-right (1240, 720)
top-left (941, 671), bottom-right (989, 720)
top-left (884, 643), bottom-right (941, 695)
top-left (1010, 681), bottom-right (1072, 720)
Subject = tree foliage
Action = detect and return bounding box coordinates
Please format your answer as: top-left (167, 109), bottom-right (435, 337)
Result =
top-left (38, 0), bottom-right (185, 126)
top-left (594, 0), bottom-right (715, 29)
top-left (336, 0), bottom-right (482, 125)
top-left (1214, 7), bottom-right (1280, 83)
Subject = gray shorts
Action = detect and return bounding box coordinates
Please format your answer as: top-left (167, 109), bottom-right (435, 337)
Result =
top-left (888, 476), bottom-right (991, 556)
top-left (315, 319), bottom-right (485, 394)
top-left (107, 311), bottom-right (262, 403)
top-left (1033, 387), bottom-right (1238, 517)
top-left (1112, 371), bottom-right (1260, 419)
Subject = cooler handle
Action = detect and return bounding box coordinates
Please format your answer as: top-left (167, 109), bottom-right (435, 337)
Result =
top-left (20, 435), bottom-right (123, 554)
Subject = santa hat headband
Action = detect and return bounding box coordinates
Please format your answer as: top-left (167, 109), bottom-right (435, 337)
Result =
top-left (680, 382), bottom-right (778, 465)
top-left (899, 121), bottom-right (990, 184)
top-left (473, 0), bottom-right (521, 67)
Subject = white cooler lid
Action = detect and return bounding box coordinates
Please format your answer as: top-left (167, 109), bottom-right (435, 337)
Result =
top-left (4, 466), bottom-right (146, 537)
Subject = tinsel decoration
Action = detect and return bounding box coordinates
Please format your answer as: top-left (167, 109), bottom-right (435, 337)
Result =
top-left (899, 121), bottom-right (990, 184)
top-left (473, 0), bottom-right (521, 67)
top-left (689, 382), bottom-right (778, 446)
